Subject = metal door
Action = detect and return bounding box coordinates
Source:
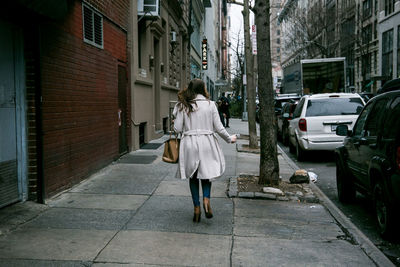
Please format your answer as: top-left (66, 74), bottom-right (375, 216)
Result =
top-left (0, 21), bottom-right (19, 207)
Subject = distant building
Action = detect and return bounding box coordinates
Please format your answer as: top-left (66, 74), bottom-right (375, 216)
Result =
top-left (132, 0), bottom-right (190, 150)
top-left (271, 0), bottom-right (283, 93)
top-left (354, 0), bottom-right (380, 93)
top-left (377, 0), bottom-right (400, 86)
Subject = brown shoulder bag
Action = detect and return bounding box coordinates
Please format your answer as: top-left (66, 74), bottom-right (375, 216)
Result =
top-left (162, 131), bottom-right (180, 163)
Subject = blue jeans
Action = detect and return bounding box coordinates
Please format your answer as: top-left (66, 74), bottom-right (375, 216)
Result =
top-left (189, 170), bottom-right (211, 207)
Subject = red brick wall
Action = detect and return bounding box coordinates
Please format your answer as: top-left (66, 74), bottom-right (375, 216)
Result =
top-left (39, 0), bottom-right (129, 196)
top-left (84, 0), bottom-right (129, 29)
top-left (24, 31), bottom-right (40, 201)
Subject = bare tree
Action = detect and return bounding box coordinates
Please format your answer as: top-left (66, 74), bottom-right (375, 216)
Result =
top-left (230, 31), bottom-right (245, 106)
top-left (242, 0), bottom-right (258, 148)
top-left (227, 0), bottom-right (258, 149)
top-left (281, 1), bottom-right (340, 61)
top-left (254, 0), bottom-right (279, 185)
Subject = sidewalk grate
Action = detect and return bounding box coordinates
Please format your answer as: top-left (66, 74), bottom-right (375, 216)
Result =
top-left (117, 155), bottom-right (157, 164)
top-left (140, 143), bottom-right (163, 149)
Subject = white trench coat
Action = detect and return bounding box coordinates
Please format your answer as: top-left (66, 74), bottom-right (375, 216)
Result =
top-left (173, 94), bottom-right (233, 180)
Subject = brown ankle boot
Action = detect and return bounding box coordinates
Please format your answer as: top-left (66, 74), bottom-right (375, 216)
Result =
top-left (203, 198), bottom-right (213, 219)
top-left (193, 206), bottom-right (201, 222)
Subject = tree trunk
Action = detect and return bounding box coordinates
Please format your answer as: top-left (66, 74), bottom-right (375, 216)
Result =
top-left (254, 0), bottom-right (279, 185)
top-left (242, 0), bottom-right (258, 148)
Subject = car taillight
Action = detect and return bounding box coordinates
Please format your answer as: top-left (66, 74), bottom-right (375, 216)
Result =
top-left (396, 146), bottom-right (400, 170)
top-left (299, 119), bottom-right (307, 132)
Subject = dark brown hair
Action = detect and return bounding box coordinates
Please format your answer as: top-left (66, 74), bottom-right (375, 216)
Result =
top-left (177, 79), bottom-right (209, 113)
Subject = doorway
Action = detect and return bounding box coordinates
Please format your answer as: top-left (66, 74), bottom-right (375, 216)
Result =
top-left (118, 65), bottom-right (127, 155)
top-left (0, 20), bottom-right (27, 207)
top-left (153, 38), bottom-right (161, 131)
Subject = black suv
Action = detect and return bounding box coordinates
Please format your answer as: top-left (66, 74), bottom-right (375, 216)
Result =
top-left (335, 88), bottom-right (400, 237)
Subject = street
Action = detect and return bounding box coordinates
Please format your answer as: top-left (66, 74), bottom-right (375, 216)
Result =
top-left (279, 141), bottom-right (400, 266)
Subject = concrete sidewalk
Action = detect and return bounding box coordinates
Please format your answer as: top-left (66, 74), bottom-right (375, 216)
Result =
top-left (0, 119), bottom-right (392, 266)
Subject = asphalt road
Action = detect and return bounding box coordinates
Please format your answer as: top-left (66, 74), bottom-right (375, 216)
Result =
top-left (278, 141), bottom-right (400, 266)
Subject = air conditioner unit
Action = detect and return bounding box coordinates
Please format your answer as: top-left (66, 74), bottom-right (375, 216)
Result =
top-left (138, 0), bottom-right (160, 18)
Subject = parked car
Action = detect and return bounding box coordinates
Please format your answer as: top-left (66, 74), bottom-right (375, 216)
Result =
top-left (288, 93), bottom-right (365, 161)
top-left (277, 101), bottom-right (298, 145)
top-left (335, 88), bottom-right (400, 237)
top-left (255, 93), bottom-right (300, 123)
top-left (358, 92), bottom-right (374, 103)
top-left (274, 93), bottom-right (301, 115)
top-left (377, 78), bottom-right (400, 94)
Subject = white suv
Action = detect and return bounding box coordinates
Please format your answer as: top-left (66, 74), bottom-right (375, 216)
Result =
top-left (288, 93), bottom-right (365, 160)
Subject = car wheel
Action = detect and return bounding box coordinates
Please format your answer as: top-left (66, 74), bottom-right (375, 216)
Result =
top-left (336, 159), bottom-right (355, 203)
top-left (296, 140), bottom-right (307, 161)
top-left (373, 181), bottom-right (395, 238)
top-left (277, 126), bottom-right (282, 141)
top-left (289, 139), bottom-right (296, 153)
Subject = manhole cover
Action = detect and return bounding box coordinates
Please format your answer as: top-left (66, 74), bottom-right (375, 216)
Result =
top-left (117, 155), bottom-right (157, 164)
top-left (140, 143), bottom-right (163, 149)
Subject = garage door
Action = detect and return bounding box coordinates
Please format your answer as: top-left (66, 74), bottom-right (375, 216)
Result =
top-left (0, 21), bottom-right (20, 208)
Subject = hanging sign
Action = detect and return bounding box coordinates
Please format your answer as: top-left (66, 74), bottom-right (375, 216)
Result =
top-left (202, 39), bottom-right (208, 70)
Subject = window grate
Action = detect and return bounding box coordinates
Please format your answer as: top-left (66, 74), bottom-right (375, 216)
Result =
top-left (82, 4), bottom-right (103, 49)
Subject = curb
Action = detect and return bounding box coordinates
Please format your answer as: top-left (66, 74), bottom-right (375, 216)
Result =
top-left (278, 145), bottom-right (395, 267)
top-left (228, 175), bottom-right (319, 203)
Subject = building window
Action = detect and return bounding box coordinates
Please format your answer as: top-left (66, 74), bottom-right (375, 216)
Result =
top-left (362, 53), bottom-right (371, 81)
top-left (398, 26), bottom-right (400, 78)
top-left (362, 0), bottom-right (372, 18)
top-left (190, 12), bottom-right (201, 55)
top-left (138, 20), bottom-right (146, 68)
top-left (277, 29), bottom-right (280, 35)
top-left (82, 4), bottom-right (103, 49)
top-left (277, 47), bottom-right (280, 53)
top-left (277, 38), bottom-right (280, 44)
top-left (382, 29), bottom-right (393, 79)
top-left (190, 60), bottom-right (201, 79)
top-left (362, 24), bottom-right (372, 44)
top-left (385, 0), bottom-right (395, 16)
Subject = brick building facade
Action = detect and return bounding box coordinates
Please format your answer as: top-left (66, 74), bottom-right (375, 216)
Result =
top-left (0, 0), bottom-right (130, 206)
top-left (1, 0), bottom-right (218, 207)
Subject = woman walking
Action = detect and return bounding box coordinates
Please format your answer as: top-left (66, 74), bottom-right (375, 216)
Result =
top-left (173, 79), bottom-right (237, 222)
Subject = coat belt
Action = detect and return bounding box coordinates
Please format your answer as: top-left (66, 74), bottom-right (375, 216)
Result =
top-left (182, 130), bottom-right (214, 137)
top-left (179, 129), bottom-right (219, 179)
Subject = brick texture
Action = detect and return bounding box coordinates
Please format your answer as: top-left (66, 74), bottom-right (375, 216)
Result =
top-left (24, 30), bottom-right (40, 201)
top-left (39, 0), bottom-right (129, 197)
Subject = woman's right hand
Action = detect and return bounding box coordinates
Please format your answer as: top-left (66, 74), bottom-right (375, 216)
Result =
top-left (230, 134), bottom-right (237, 143)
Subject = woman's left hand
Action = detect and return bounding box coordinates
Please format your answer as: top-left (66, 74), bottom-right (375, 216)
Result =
top-left (230, 134), bottom-right (237, 143)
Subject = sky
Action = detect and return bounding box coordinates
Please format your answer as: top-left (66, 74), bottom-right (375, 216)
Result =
top-left (227, 3), bottom-right (255, 75)
top-left (228, 4), bottom-right (243, 43)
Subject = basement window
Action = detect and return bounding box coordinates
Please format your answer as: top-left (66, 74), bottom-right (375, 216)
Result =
top-left (82, 4), bottom-right (103, 49)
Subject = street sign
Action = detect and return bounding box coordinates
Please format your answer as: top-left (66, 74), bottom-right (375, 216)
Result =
top-left (202, 39), bottom-right (208, 70)
top-left (252, 25), bottom-right (257, 55)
